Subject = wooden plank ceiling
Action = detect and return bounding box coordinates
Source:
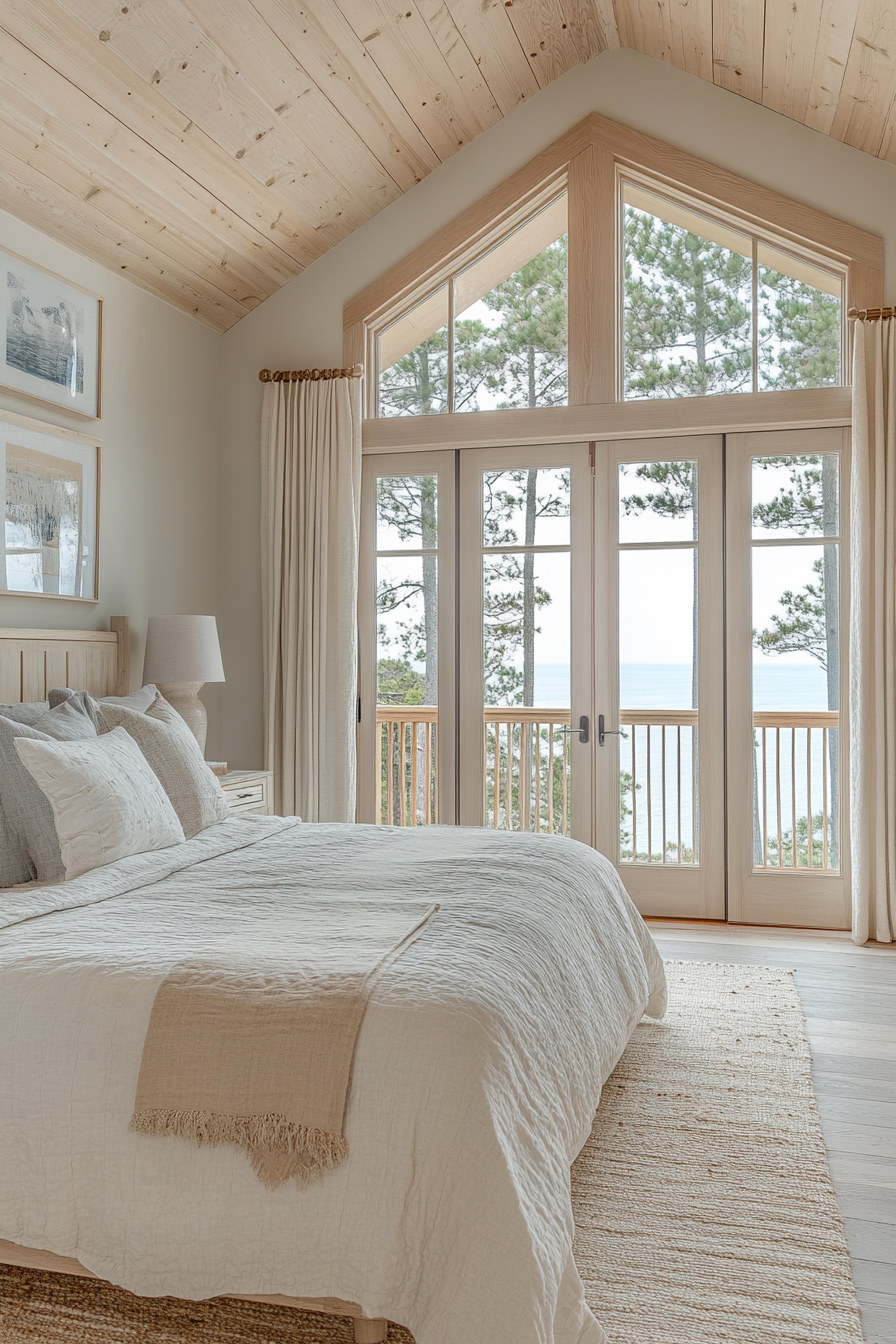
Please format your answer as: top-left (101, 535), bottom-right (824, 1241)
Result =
top-left (3, 0), bottom-right (894, 333)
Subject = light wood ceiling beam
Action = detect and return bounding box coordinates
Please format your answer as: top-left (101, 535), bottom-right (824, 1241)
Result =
top-left (2, 0), bottom-right (323, 272)
top-left (712, 0), bottom-right (764, 104)
top-left (763, 0), bottom-right (860, 131)
top-left (830, 0), bottom-right (896, 155)
top-left (880, 91), bottom-right (896, 163)
top-left (333, 0), bottom-right (497, 157)
top-left (0, 148), bottom-right (239, 331)
top-left (181, 0), bottom-right (413, 207)
top-left (438, 0), bottom-right (540, 114)
top-left (616, 0), bottom-right (714, 81)
top-left (410, 0), bottom-right (504, 129)
top-left (502, 0), bottom-right (584, 88)
top-left (248, 0), bottom-right (439, 190)
top-left (1, 96), bottom-right (263, 317)
top-left (802, 0), bottom-right (860, 134)
top-left (557, 0), bottom-right (620, 64)
top-left (58, 0), bottom-right (382, 246)
top-left (1, 39), bottom-right (278, 308)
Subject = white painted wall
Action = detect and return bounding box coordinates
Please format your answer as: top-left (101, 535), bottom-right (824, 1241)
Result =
top-left (221, 47), bottom-right (896, 770)
top-left (0, 211), bottom-right (226, 757)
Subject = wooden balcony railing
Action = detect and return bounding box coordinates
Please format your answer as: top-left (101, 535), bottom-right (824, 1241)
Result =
top-left (619, 709), bottom-right (698, 866)
top-left (376, 706), bottom-right (438, 827)
top-left (484, 707), bottom-right (572, 836)
top-left (376, 705), bottom-right (841, 873)
top-left (753, 710), bottom-right (839, 871)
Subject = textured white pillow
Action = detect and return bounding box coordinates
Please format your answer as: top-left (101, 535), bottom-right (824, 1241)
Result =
top-left (96, 691), bottom-right (228, 837)
top-left (14, 727), bottom-right (185, 881)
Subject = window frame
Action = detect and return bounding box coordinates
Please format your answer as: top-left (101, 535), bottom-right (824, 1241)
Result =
top-left (360, 168), bottom-right (569, 420)
top-left (616, 167), bottom-right (849, 403)
top-left (347, 114), bottom-right (881, 453)
top-left (375, 189), bottom-right (570, 419)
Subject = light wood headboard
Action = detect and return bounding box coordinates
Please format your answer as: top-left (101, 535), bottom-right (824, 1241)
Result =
top-left (0, 617), bottom-right (129, 703)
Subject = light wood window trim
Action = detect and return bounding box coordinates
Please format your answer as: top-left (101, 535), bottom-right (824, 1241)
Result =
top-left (345, 112), bottom-right (881, 432)
top-left (360, 386), bottom-right (852, 454)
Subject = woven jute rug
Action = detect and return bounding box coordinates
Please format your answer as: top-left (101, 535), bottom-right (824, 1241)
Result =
top-left (572, 960), bottom-right (864, 1344)
top-left (0, 961), bottom-right (862, 1343)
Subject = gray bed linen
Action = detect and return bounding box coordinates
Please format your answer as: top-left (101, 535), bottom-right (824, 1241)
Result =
top-left (0, 693), bottom-right (99, 886)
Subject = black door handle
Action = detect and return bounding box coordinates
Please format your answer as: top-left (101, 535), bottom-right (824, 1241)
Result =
top-left (598, 714), bottom-right (621, 746)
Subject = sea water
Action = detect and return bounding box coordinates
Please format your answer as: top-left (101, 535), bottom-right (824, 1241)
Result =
top-left (530, 663), bottom-right (836, 856)
top-left (532, 662), bottom-right (833, 710)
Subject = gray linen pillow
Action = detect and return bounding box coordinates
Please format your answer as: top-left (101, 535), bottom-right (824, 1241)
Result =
top-left (0, 695), bottom-right (99, 885)
top-left (96, 692), bottom-right (228, 838)
top-left (49, 684), bottom-right (158, 714)
top-left (0, 702), bottom-right (50, 725)
top-left (0, 803), bottom-right (32, 889)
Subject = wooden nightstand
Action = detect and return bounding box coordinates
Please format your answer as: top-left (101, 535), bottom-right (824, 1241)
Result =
top-left (218, 769), bottom-right (274, 816)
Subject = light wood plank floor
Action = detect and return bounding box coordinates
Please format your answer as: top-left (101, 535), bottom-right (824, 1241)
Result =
top-left (645, 922), bottom-right (896, 1344)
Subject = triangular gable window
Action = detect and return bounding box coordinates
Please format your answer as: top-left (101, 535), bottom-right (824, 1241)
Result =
top-left (622, 181), bottom-right (844, 400)
top-left (378, 194), bottom-right (568, 417)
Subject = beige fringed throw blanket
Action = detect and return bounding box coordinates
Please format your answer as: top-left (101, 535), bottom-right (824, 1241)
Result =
top-left (130, 899), bottom-right (438, 1188)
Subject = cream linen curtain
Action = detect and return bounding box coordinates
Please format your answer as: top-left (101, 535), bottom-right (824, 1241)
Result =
top-left (849, 319), bottom-right (896, 943)
top-left (261, 376), bottom-right (361, 821)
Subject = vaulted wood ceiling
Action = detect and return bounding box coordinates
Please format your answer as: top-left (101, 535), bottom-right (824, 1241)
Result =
top-left (3, 0), bottom-right (895, 333)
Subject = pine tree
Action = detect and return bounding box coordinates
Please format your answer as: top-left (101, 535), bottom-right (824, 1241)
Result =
top-left (623, 207), bottom-right (752, 398)
top-left (758, 269), bottom-right (841, 389)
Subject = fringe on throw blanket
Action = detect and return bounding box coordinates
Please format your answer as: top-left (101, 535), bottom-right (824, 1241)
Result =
top-left (129, 1108), bottom-right (348, 1189)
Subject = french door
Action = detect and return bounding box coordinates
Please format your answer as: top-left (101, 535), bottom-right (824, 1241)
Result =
top-left (358, 444), bottom-right (592, 841)
top-left (458, 445), bottom-right (593, 838)
top-left (359, 426), bottom-right (849, 930)
top-left (593, 436), bottom-right (725, 919)
top-left (726, 428), bottom-right (849, 928)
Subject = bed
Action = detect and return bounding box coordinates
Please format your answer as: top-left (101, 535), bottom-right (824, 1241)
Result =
top-left (0, 621), bottom-right (666, 1344)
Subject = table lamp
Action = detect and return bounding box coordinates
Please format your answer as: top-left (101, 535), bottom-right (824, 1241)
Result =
top-left (142, 615), bottom-right (225, 756)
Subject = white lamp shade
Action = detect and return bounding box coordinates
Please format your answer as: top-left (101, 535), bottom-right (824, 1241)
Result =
top-left (142, 615), bottom-right (225, 685)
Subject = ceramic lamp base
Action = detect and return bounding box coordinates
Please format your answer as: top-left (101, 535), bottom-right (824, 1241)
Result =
top-left (156, 681), bottom-right (207, 755)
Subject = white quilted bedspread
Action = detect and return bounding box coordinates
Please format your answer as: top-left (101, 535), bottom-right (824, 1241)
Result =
top-left (0, 818), bottom-right (665, 1344)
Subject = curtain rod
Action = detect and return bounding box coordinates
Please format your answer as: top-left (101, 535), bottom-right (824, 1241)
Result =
top-left (258, 364), bottom-right (364, 382)
top-left (848, 307), bottom-right (896, 321)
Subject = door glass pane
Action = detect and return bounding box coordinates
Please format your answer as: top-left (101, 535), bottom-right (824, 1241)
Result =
top-left (483, 544), bottom-right (571, 834)
top-left (622, 182), bottom-right (752, 400)
top-left (376, 474), bottom-right (438, 550)
top-left (751, 453), bottom-right (839, 539)
top-left (619, 547), bottom-right (698, 865)
top-left (454, 202), bottom-right (568, 413)
top-left (375, 473), bottom-right (439, 827)
top-left (378, 287), bottom-right (449, 418)
top-left (751, 541), bottom-right (840, 870)
top-left (618, 460), bottom-right (697, 543)
top-left (483, 467), bottom-right (570, 546)
top-left (757, 244), bottom-right (842, 390)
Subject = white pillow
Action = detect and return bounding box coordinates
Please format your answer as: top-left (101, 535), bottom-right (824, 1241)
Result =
top-left (14, 727), bottom-right (185, 881)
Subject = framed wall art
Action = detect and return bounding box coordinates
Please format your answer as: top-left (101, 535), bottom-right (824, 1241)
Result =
top-left (1, 410), bottom-right (100, 602)
top-left (3, 250), bottom-right (102, 420)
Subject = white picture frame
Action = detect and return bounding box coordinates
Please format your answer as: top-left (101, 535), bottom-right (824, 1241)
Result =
top-left (2, 250), bottom-right (102, 420)
top-left (1, 410), bottom-right (100, 603)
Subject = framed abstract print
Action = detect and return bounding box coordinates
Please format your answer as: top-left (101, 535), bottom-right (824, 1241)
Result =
top-left (1, 410), bottom-right (100, 602)
top-left (3, 250), bottom-right (102, 420)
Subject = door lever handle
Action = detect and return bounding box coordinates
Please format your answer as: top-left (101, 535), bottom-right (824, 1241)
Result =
top-left (558, 716), bottom-right (589, 744)
top-left (598, 714), bottom-right (621, 747)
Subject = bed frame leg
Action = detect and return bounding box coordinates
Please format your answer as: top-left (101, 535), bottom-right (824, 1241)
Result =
top-left (354, 1317), bottom-right (387, 1343)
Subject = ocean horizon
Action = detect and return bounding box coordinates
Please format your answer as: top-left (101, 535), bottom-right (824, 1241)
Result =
top-left (531, 661), bottom-right (833, 711)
